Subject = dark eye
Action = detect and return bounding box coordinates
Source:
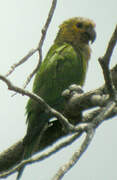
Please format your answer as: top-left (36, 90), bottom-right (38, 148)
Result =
top-left (76, 22), bottom-right (83, 28)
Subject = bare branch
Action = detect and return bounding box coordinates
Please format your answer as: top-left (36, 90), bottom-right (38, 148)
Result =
top-left (0, 74), bottom-right (73, 132)
top-left (0, 122), bottom-right (96, 179)
top-left (83, 106), bottom-right (117, 123)
top-left (5, 49), bottom-right (38, 77)
top-left (0, 141), bottom-right (24, 173)
top-left (98, 25), bottom-right (117, 97)
top-left (0, 133), bottom-right (80, 178)
top-left (23, 0), bottom-right (57, 88)
top-left (52, 128), bottom-right (95, 180)
top-left (5, 0), bottom-right (57, 89)
top-left (92, 100), bottom-right (116, 128)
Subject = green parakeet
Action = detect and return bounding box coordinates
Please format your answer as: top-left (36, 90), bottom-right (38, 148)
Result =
top-left (17, 17), bottom-right (96, 179)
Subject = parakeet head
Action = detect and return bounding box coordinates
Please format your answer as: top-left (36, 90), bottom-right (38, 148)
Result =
top-left (55, 17), bottom-right (96, 48)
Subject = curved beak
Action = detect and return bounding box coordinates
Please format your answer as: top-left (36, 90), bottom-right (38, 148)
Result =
top-left (88, 27), bottom-right (96, 44)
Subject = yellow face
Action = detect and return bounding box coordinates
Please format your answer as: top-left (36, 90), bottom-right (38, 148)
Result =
top-left (58, 17), bottom-right (96, 46)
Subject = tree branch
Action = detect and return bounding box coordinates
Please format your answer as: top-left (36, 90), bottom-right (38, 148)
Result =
top-left (52, 128), bottom-right (94, 180)
top-left (23, 0), bottom-right (57, 89)
top-left (5, 0), bottom-right (57, 90)
top-left (98, 25), bottom-right (117, 97)
top-left (5, 49), bottom-right (37, 77)
top-left (0, 74), bottom-right (73, 132)
top-left (0, 132), bottom-right (81, 178)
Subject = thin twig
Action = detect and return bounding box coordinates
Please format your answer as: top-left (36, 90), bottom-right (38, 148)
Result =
top-left (5, 49), bottom-right (38, 77)
top-left (23, 0), bottom-right (57, 89)
top-left (92, 100), bottom-right (116, 128)
top-left (83, 106), bottom-right (117, 123)
top-left (5, 0), bottom-right (57, 89)
top-left (98, 25), bottom-right (117, 97)
top-left (52, 128), bottom-right (95, 180)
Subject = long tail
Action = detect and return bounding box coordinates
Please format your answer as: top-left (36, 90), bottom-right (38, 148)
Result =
top-left (16, 137), bottom-right (39, 180)
top-left (16, 112), bottom-right (52, 180)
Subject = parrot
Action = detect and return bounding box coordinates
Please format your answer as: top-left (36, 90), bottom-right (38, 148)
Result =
top-left (17, 17), bottom-right (96, 179)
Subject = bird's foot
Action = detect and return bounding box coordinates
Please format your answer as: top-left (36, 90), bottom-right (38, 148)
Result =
top-left (62, 84), bottom-right (84, 100)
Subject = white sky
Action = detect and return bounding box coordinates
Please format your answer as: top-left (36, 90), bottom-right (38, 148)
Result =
top-left (0, 0), bottom-right (117, 180)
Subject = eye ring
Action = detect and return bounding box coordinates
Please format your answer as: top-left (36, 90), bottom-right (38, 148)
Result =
top-left (76, 22), bottom-right (83, 28)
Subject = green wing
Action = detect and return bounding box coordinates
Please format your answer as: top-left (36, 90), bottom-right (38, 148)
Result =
top-left (25, 42), bottom-right (87, 140)
top-left (31, 43), bottom-right (86, 107)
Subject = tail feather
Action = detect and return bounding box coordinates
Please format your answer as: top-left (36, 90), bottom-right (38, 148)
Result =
top-left (16, 112), bottom-right (51, 179)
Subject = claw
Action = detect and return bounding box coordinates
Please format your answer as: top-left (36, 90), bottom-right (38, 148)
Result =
top-left (69, 84), bottom-right (84, 94)
top-left (62, 84), bottom-right (84, 100)
top-left (62, 89), bottom-right (71, 98)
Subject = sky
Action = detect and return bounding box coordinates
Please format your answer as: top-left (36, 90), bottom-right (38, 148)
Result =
top-left (0, 0), bottom-right (117, 179)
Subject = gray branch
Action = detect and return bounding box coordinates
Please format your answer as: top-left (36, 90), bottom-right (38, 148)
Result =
top-left (5, 0), bottom-right (57, 90)
top-left (52, 128), bottom-right (94, 180)
top-left (0, 133), bottom-right (80, 178)
top-left (98, 25), bottom-right (117, 97)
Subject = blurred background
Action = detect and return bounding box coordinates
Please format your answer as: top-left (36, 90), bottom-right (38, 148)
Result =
top-left (0, 0), bottom-right (117, 179)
